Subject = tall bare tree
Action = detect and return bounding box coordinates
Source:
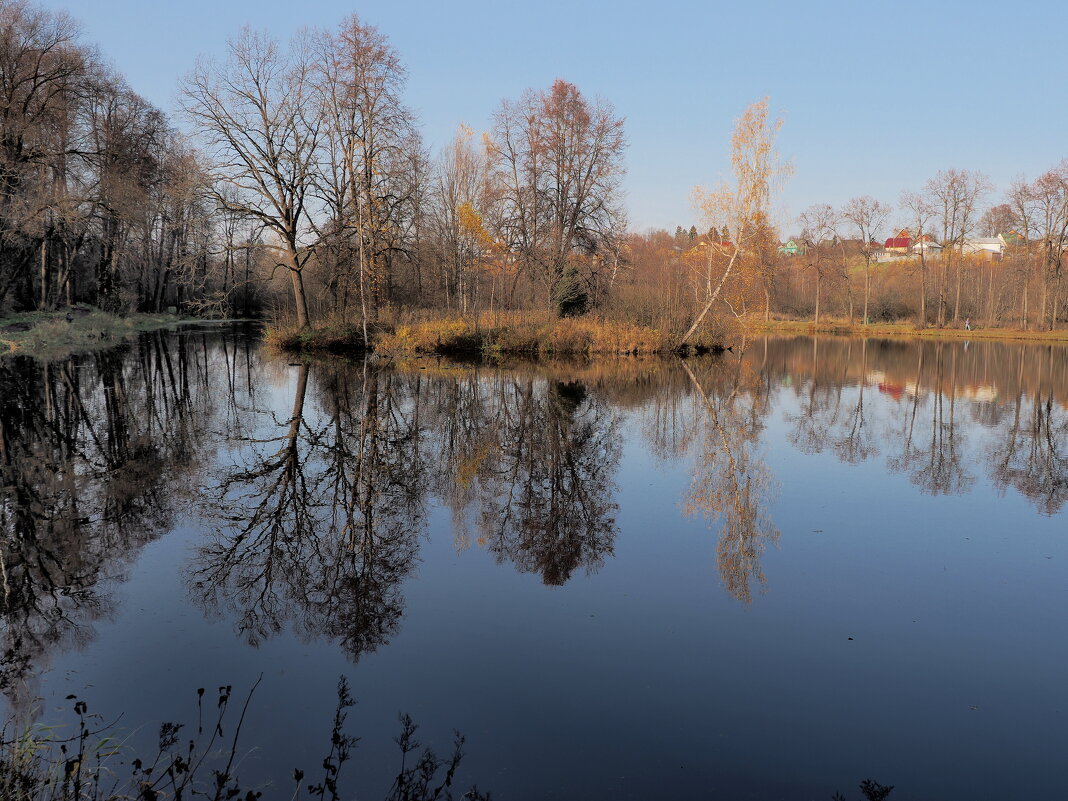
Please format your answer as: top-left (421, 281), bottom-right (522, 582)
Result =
top-left (798, 203), bottom-right (839, 324)
top-left (842, 196), bottom-right (891, 325)
top-left (1030, 162), bottom-right (1068, 330)
top-left (182, 28), bottom-right (320, 328)
top-left (900, 191), bottom-right (936, 327)
top-left (312, 15), bottom-right (422, 337)
top-left (924, 169), bottom-right (990, 325)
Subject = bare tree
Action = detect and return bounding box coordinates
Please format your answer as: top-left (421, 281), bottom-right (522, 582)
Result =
top-left (900, 190), bottom-right (936, 327)
top-left (842, 196), bottom-right (891, 325)
top-left (489, 79), bottom-right (626, 316)
top-left (798, 203), bottom-right (838, 324)
top-left (924, 169), bottom-right (990, 325)
top-left (312, 15), bottom-right (422, 338)
top-left (427, 124), bottom-right (492, 315)
top-left (1030, 162), bottom-right (1068, 330)
top-left (182, 27), bottom-right (320, 328)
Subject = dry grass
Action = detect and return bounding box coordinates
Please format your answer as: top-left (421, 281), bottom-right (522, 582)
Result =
top-left (268, 308), bottom-right (733, 357)
top-left (355, 313), bottom-right (683, 357)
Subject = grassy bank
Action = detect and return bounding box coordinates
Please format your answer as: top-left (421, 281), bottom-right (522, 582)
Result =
top-left (0, 306), bottom-right (190, 359)
top-left (745, 317), bottom-right (1068, 344)
top-left (266, 312), bottom-right (725, 357)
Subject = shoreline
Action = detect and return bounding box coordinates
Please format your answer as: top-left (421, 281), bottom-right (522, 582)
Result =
top-left (743, 319), bottom-right (1068, 344)
top-left (0, 307), bottom-right (201, 360)
top-left (265, 315), bottom-right (724, 358)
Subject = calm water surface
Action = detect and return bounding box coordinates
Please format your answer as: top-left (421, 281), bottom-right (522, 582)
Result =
top-left (2, 326), bottom-right (1066, 800)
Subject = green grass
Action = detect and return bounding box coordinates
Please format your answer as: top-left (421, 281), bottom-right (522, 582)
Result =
top-left (0, 305), bottom-right (191, 360)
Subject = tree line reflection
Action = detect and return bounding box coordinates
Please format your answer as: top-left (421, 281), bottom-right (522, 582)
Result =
top-left (0, 328), bottom-right (245, 712)
top-left (755, 336), bottom-right (1068, 510)
top-left (2, 330), bottom-right (1067, 713)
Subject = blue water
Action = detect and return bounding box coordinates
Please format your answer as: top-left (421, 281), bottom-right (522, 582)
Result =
top-left (1, 329), bottom-right (1065, 800)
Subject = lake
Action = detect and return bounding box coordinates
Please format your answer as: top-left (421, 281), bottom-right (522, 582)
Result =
top-left (1, 325), bottom-right (1065, 800)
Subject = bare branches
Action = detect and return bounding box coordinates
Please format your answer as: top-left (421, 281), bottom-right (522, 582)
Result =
top-left (181, 27), bottom-right (321, 327)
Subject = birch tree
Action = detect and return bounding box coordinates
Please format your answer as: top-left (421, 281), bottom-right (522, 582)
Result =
top-left (900, 191), bottom-right (936, 327)
top-left (682, 98), bottom-right (789, 344)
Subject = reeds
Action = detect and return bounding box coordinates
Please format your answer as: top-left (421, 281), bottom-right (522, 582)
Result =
top-left (0, 679), bottom-right (488, 801)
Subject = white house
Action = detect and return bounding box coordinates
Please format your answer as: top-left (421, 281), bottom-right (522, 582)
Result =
top-left (962, 237), bottom-right (1004, 258)
top-left (911, 239), bottom-right (943, 256)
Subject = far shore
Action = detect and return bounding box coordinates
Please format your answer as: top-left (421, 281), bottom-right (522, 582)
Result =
top-left (269, 313), bottom-right (1068, 358)
top-left (743, 318), bottom-right (1068, 344)
top-left (0, 307), bottom-right (213, 360)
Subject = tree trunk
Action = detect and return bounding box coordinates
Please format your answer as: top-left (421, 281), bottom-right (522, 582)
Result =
top-left (863, 260), bottom-right (870, 325)
top-left (918, 257), bottom-right (927, 328)
top-left (289, 263), bottom-right (310, 329)
top-left (953, 256), bottom-right (964, 324)
top-left (679, 248), bottom-right (740, 346)
top-left (39, 236), bottom-right (48, 310)
top-left (814, 272), bottom-right (822, 325)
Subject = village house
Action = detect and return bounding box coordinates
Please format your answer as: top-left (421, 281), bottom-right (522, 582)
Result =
top-left (962, 237), bottom-right (1004, 258)
top-left (912, 238), bottom-right (943, 256)
top-left (884, 236), bottom-right (911, 254)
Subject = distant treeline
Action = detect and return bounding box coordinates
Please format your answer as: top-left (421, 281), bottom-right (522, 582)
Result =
top-left (2, 0), bottom-right (1064, 339)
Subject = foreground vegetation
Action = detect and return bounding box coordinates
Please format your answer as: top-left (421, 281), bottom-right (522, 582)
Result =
top-left (0, 307), bottom-right (190, 359)
top-left (0, 682), bottom-right (893, 801)
top-left (0, 679), bottom-right (488, 801)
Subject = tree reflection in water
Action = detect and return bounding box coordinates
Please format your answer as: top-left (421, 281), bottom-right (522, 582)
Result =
top-left (193, 362), bottom-right (425, 660)
top-left (195, 362), bottom-right (623, 659)
top-left (2, 329), bottom-right (1068, 717)
top-left (472, 378), bottom-right (620, 586)
top-left (888, 342), bottom-right (975, 495)
top-left (680, 356), bottom-right (780, 604)
top-left (0, 331), bottom-right (227, 712)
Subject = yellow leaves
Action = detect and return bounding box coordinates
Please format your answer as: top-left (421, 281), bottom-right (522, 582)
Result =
top-left (457, 201), bottom-right (493, 247)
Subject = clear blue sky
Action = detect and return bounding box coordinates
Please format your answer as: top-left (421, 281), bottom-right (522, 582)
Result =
top-left (46, 0), bottom-right (1068, 234)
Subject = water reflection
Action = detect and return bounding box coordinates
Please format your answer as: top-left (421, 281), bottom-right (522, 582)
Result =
top-left (445, 376), bottom-right (620, 586)
top-left (192, 363), bottom-right (426, 659)
top-left (2, 329), bottom-right (1067, 705)
top-left (0, 331), bottom-right (231, 711)
top-left (761, 336), bottom-right (1068, 512)
top-left (680, 356), bottom-right (779, 604)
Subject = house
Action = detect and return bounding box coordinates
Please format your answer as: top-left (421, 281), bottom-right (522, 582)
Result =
top-left (778, 239), bottom-right (805, 256)
top-left (884, 236), bottom-right (911, 254)
top-left (962, 237), bottom-right (1004, 258)
top-left (911, 238), bottom-right (943, 256)
top-left (999, 230), bottom-right (1026, 247)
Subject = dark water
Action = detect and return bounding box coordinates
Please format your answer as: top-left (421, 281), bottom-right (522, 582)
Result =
top-left (2, 326), bottom-right (1066, 800)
